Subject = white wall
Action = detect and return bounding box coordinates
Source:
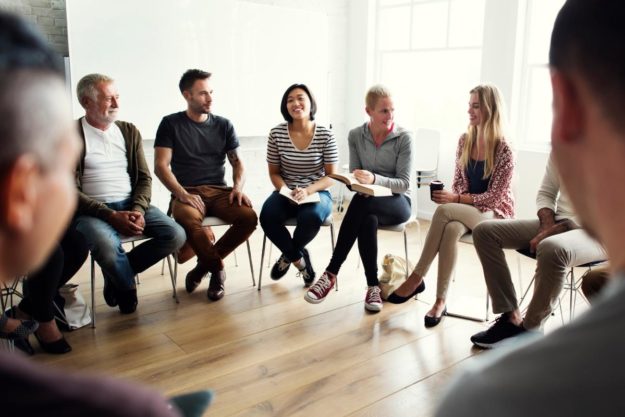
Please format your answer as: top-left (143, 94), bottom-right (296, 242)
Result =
top-left (67, 0), bottom-right (348, 140)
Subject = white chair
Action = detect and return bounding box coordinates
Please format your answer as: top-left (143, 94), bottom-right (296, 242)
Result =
top-left (198, 216), bottom-right (256, 286)
top-left (258, 216), bottom-right (335, 290)
top-left (414, 128), bottom-right (441, 188)
top-left (335, 163), bottom-right (350, 213)
top-left (378, 216), bottom-right (418, 279)
top-left (90, 234), bottom-right (178, 328)
top-left (161, 215), bottom-right (256, 279)
top-left (516, 248), bottom-right (606, 323)
top-left (0, 278), bottom-right (24, 352)
top-left (445, 232), bottom-right (490, 322)
top-left (0, 278), bottom-right (23, 314)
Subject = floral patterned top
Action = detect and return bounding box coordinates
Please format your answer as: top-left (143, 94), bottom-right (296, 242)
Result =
top-left (452, 134), bottom-right (515, 219)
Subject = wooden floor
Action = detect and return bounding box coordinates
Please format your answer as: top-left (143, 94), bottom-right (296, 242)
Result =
top-left (30, 215), bottom-right (582, 417)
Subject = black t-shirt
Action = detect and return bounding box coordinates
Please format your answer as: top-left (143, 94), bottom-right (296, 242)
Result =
top-left (154, 111), bottom-right (239, 187)
top-left (466, 159), bottom-right (490, 195)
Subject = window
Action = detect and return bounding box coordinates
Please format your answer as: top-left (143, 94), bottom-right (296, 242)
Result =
top-left (374, 0), bottom-right (486, 134)
top-left (515, 0), bottom-right (566, 149)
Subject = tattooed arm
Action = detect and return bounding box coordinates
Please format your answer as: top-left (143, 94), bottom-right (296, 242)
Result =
top-left (227, 148), bottom-right (252, 207)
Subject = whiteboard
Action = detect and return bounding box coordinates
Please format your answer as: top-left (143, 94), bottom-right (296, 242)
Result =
top-left (66, 0), bottom-right (329, 138)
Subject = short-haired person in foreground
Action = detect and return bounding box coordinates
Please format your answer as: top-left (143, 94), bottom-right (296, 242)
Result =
top-left (468, 154), bottom-right (605, 348)
top-left (154, 69), bottom-right (258, 301)
top-left (436, 1), bottom-right (625, 415)
top-left (0, 11), bottom-right (184, 416)
top-left (73, 74), bottom-right (186, 314)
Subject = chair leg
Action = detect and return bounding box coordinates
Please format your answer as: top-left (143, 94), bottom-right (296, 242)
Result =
top-left (258, 235), bottom-right (267, 291)
top-left (403, 229), bottom-right (409, 280)
top-left (519, 277), bottom-right (535, 307)
top-left (131, 241), bottom-right (140, 284)
top-left (516, 251), bottom-right (524, 296)
top-left (90, 255), bottom-right (96, 329)
top-left (246, 240), bottom-right (255, 287)
top-left (569, 267), bottom-right (575, 322)
top-left (166, 254), bottom-right (179, 304)
top-left (267, 242), bottom-right (273, 268)
top-left (330, 223), bottom-right (338, 291)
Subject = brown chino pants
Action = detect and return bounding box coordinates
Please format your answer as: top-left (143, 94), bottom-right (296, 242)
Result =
top-left (172, 185), bottom-right (257, 273)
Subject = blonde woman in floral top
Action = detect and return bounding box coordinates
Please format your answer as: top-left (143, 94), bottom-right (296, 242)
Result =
top-left (388, 84), bottom-right (515, 328)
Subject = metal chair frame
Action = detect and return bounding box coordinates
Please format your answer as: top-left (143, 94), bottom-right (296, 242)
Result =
top-left (258, 216), bottom-right (335, 291)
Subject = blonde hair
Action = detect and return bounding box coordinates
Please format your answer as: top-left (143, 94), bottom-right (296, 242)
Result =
top-left (76, 73), bottom-right (114, 106)
top-left (365, 84), bottom-right (392, 109)
top-left (460, 84), bottom-right (506, 179)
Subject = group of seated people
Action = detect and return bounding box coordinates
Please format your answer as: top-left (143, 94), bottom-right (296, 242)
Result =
top-left (2, 0), bottom-right (625, 415)
top-left (1, 65), bottom-right (607, 359)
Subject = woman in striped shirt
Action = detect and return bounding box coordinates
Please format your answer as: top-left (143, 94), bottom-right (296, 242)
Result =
top-left (259, 84), bottom-right (338, 286)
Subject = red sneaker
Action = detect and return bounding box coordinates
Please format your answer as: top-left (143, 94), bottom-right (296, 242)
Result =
top-left (304, 272), bottom-right (336, 304)
top-left (364, 286), bottom-right (383, 312)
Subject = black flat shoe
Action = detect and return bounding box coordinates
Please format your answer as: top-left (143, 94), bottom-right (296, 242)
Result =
top-left (424, 307), bottom-right (447, 328)
top-left (14, 337), bottom-right (35, 355)
top-left (35, 333), bottom-right (72, 354)
top-left (386, 280), bottom-right (426, 304)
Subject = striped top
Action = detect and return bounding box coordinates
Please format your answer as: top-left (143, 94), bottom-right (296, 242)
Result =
top-left (267, 122), bottom-right (339, 189)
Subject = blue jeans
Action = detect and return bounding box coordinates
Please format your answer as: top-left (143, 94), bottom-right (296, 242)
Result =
top-left (259, 190), bottom-right (333, 262)
top-left (73, 199), bottom-right (186, 290)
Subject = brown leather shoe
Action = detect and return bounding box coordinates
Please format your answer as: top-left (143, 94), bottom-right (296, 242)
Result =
top-left (207, 270), bottom-right (226, 301)
top-left (185, 263), bottom-right (208, 294)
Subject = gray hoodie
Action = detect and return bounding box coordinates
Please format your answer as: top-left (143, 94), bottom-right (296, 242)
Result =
top-left (348, 123), bottom-right (413, 197)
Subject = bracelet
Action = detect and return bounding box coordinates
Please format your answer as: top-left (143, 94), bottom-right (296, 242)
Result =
top-left (457, 194), bottom-right (461, 203)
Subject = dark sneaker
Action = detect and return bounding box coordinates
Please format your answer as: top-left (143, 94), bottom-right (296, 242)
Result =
top-left (304, 272), bottom-right (336, 304)
top-left (270, 254), bottom-right (291, 280)
top-left (364, 286), bottom-right (383, 312)
top-left (470, 313), bottom-right (526, 349)
top-left (103, 278), bottom-right (118, 307)
top-left (297, 248), bottom-right (316, 287)
top-left (117, 289), bottom-right (138, 314)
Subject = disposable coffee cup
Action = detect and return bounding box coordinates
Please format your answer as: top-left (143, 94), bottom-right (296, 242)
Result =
top-left (430, 180), bottom-right (444, 200)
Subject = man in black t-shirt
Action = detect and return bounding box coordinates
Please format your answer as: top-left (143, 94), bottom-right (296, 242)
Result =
top-left (154, 69), bottom-right (257, 301)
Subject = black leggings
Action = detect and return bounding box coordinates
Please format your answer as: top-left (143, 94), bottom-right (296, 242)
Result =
top-left (19, 229), bottom-right (89, 322)
top-left (326, 193), bottom-right (411, 286)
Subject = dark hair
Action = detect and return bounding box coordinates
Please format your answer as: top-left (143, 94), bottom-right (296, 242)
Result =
top-left (179, 69), bottom-right (212, 93)
top-left (0, 11), bottom-right (63, 74)
top-left (550, 0), bottom-right (625, 129)
top-left (280, 83), bottom-right (317, 123)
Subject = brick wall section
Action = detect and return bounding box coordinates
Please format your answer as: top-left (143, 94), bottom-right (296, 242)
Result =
top-left (0, 0), bottom-right (68, 56)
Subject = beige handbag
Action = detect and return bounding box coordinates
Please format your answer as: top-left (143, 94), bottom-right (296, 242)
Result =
top-left (378, 254), bottom-right (413, 300)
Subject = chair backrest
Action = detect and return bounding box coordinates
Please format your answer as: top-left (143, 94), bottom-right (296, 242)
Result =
top-left (414, 128), bottom-right (441, 176)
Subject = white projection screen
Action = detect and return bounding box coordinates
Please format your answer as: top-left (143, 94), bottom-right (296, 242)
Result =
top-left (66, 0), bottom-right (329, 138)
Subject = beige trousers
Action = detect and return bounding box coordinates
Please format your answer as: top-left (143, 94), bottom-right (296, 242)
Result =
top-left (473, 219), bottom-right (606, 329)
top-left (414, 203), bottom-right (494, 298)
